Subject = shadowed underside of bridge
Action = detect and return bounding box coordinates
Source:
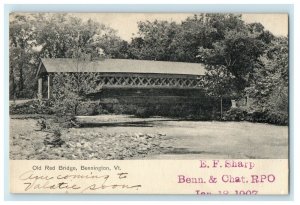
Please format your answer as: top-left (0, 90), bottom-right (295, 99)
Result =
top-left (86, 86), bottom-right (231, 119)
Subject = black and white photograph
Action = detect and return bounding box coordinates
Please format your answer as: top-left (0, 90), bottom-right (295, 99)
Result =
top-left (9, 12), bottom-right (288, 161)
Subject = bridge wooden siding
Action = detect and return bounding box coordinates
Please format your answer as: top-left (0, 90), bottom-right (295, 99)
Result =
top-left (93, 73), bottom-right (205, 89)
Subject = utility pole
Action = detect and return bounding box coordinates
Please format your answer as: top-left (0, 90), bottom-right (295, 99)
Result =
top-left (220, 96), bottom-right (223, 120)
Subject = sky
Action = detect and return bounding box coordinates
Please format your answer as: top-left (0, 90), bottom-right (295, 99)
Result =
top-left (71, 13), bottom-right (288, 41)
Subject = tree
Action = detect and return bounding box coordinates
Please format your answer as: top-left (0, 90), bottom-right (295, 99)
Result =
top-left (197, 26), bottom-right (268, 94)
top-left (92, 27), bottom-right (129, 59)
top-left (245, 37), bottom-right (288, 124)
top-left (51, 72), bottom-right (99, 116)
top-left (9, 14), bottom-right (38, 99)
top-left (129, 20), bottom-right (179, 60)
top-left (128, 14), bottom-right (248, 63)
top-left (50, 24), bottom-right (105, 116)
top-left (170, 14), bottom-right (245, 62)
top-left (203, 65), bottom-right (236, 118)
top-left (128, 14), bottom-right (274, 97)
top-left (128, 37), bottom-right (145, 59)
top-left (169, 14), bottom-right (209, 62)
top-left (9, 13), bottom-right (126, 100)
top-left (33, 14), bottom-right (106, 59)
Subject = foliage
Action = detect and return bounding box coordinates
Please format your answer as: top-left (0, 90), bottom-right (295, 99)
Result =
top-left (9, 13), bottom-right (288, 125)
top-left (245, 37), bottom-right (288, 125)
top-left (223, 106), bottom-right (288, 125)
top-left (9, 13), bottom-right (126, 99)
top-left (222, 107), bottom-right (248, 121)
top-left (129, 14), bottom-right (277, 98)
top-left (51, 73), bottom-right (99, 116)
top-left (129, 14), bottom-right (270, 65)
top-left (203, 65), bottom-right (236, 98)
top-left (198, 24), bottom-right (272, 93)
top-left (9, 100), bottom-right (54, 115)
top-left (170, 14), bottom-right (245, 62)
top-left (9, 14), bottom-right (40, 99)
top-left (43, 128), bottom-right (65, 147)
top-left (129, 20), bottom-right (179, 60)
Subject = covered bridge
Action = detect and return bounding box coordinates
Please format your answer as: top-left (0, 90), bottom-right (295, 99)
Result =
top-left (36, 58), bottom-right (231, 118)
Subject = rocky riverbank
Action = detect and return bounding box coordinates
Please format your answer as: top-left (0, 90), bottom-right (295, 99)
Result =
top-left (10, 118), bottom-right (171, 160)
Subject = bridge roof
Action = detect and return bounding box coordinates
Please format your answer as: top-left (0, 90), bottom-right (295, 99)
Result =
top-left (38, 58), bottom-right (206, 76)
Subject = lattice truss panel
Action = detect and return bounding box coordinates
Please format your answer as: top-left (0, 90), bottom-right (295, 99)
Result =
top-left (94, 75), bottom-right (204, 89)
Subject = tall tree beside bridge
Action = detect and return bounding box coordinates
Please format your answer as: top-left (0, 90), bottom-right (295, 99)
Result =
top-left (9, 13), bottom-right (126, 99)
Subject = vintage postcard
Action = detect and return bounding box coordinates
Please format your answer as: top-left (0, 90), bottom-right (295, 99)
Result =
top-left (9, 12), bottom-right (289, 195)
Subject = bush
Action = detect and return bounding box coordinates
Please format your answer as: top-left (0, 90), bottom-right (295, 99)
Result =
top-left (52, 100), bottom-right (111, 116)
top-left (10, 100), bottom-right (54, 115)
top-left (222, 107), bottom-right (248, 121)
top-left (43, 128), bottom-right (65, 147)
top-left (264, 110), bottom-right (288, 125)
top-left (111, 104), bottom-right (126, 114)
top-left (248, 108), bottom-right (288, 125)
top-left (223, 106), bottom-right (288, 125)
top-left (77, 101), bottom-right (98, 116)
top-left (53, 115), bottom-right (81, 128)
top-left (246, 109), bottom-right (267, 123)
top-left (94, 104), bottom-right (109, 115)
top-left (135, 107), bottom-right (152, 118)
